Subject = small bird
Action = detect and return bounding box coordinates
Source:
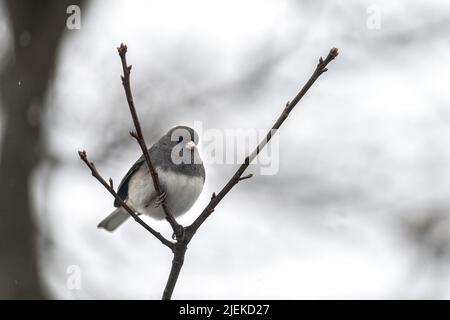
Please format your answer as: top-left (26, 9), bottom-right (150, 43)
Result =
top-left (98, 126), bottom-right (205, 231)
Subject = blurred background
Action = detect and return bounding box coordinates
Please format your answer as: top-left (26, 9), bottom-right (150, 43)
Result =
top-left (1, 0), bottom-right (450, 299)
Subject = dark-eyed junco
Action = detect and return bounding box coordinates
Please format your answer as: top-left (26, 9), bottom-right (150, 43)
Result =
top-left (98, 126), bottom-right (205, 231)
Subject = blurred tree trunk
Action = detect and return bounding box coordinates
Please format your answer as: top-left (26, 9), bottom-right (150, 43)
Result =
top-left (0, 0), bottom-right (84, 299)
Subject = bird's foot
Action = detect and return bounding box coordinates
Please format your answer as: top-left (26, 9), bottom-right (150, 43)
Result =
top-left (154, 191), bottom-right (167, 208)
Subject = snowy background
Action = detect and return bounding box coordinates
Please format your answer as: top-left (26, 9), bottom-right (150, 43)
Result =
top-left (1, 0), bottom-right (450, 299)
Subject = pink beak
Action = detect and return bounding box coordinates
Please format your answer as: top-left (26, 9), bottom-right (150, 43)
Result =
top-left (185, 141), bottom-right (196, 150)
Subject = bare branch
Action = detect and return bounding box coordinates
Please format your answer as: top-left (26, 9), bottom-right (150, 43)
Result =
top-left (78, 150), bottom-right (173, 249)
top-left (80, 44), bottom-right (338, 301)
top-left (161, 47), bottom-right (339, 299)
top-left (187, 47), bottom-right (339, 233)
top-left (162, 244), bottom-right (187, 300)
top-left (117, 43), bottom-right (182, 236)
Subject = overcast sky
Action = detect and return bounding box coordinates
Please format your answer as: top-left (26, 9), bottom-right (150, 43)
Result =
top-left (2, 0), bottom-right (450, 299)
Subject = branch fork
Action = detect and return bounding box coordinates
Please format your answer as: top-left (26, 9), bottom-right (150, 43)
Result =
top-left (79, 44), bottom-right (338, 299)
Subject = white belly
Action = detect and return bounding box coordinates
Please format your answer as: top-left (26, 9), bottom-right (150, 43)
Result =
top-left (126, 167), bottom-right (204, 220)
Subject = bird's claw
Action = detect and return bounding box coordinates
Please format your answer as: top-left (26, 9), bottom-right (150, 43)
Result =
top-left (154, 191), bottom-right (167, 208)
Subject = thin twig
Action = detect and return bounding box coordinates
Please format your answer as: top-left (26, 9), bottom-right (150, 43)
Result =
top-left (78, 150), bottom-right (173, 249)
top-left (117, 43), bottom-right (181, 237)
top-left (238, 173), bottom-right (253, 181)
top-left (187, 47), bottom-right (339, 234)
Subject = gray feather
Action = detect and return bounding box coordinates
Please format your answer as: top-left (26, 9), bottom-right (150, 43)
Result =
top-left (97, 207), bottom-right (130, 232)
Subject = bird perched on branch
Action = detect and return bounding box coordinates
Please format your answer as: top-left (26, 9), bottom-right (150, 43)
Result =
top-left (98, 126), bottom-right (205, 231)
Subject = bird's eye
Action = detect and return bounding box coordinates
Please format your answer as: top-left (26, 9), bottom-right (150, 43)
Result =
top-left (177, 136), bottom-right (183, 143)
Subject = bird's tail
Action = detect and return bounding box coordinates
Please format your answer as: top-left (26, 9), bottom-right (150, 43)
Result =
top-left (97, 207), bottom-right (130, 232)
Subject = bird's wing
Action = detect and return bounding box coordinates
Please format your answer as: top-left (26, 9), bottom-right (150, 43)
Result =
top-left (114, 155), bottom-right (145, 207)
